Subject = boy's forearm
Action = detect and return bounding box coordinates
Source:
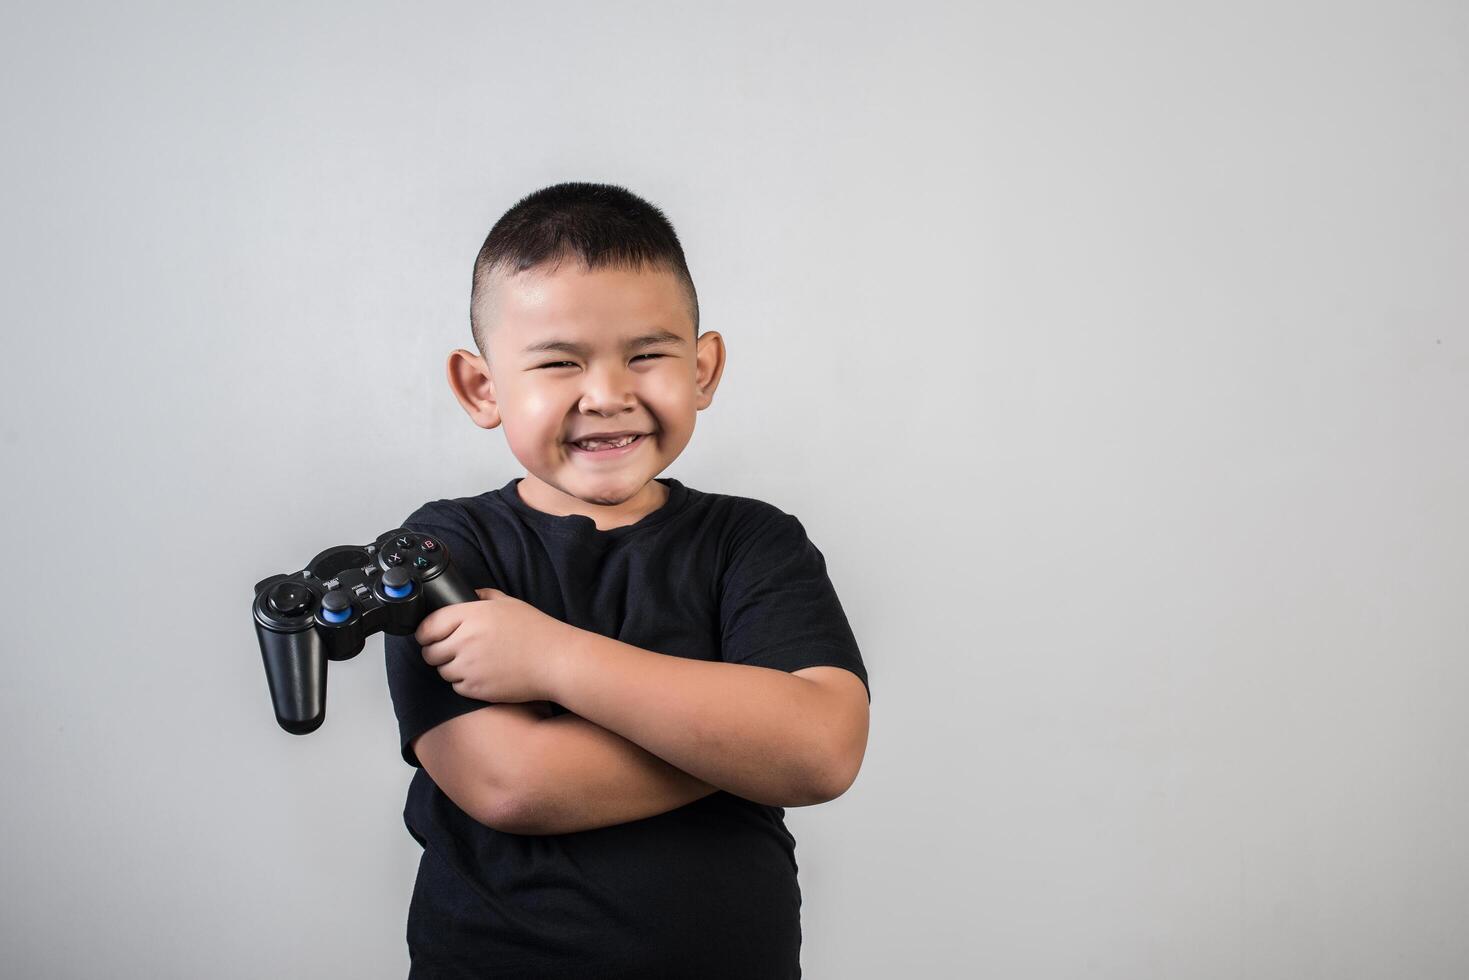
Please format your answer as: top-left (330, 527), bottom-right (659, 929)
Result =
top-left (508, 713), bottom-right (719, 835)
top-left (546, 631), bottom-right (838, 807)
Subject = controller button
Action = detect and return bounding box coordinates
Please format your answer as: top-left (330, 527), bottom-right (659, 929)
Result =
top-left (384, 552), bottom-right (404, 566)
top-left (413, 556), bottom-right (430, 569)
top-left (267, 583), bottom-right (310, 617)
top-left (420, 538), bottom-right (438, 552)
top-left (382, 567), bottom-right (414, 599)
top-left (395, 534), bottom-right (415, 549)
top-left (320, 589), bottom-right (353, 624)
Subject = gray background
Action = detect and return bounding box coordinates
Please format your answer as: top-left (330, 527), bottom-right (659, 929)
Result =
top-left (2, 2), bottom-right (1465, 977)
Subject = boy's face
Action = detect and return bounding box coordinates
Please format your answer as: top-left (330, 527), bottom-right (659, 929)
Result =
top-left (446, 259), bottom-right (725, 522)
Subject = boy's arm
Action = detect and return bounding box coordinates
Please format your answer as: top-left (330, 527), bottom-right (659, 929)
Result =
top-left (412, 702), bottom-right (718, 836)
top-left (513, 713), bottom-right (720, 834)
top-left (546, 632), bottom-right (870, 808)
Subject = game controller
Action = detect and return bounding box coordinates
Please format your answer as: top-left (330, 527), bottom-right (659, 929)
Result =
top-left (253, 528), bottom-right (478, 734)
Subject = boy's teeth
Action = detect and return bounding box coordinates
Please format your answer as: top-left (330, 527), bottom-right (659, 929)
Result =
top-left (577, 434), bottom-right (637, 450)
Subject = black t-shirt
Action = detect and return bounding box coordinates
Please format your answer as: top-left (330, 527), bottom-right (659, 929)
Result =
top-left (384, 476), bottom-right (870, 979)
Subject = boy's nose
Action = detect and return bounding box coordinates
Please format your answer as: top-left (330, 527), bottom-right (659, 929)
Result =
top-left (577, 365), bottom-right (637, 414)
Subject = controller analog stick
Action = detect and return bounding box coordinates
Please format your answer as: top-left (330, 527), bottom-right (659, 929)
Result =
top-left (268, 583), bottom-right (310, 617)
top-left (382, 567), bottom-right (414, 599)
top-left (321, 589), bottom-right (353, 624)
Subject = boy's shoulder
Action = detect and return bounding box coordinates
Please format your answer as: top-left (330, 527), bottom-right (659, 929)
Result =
top-left (392, 490), bottom-right (496, 546)
top-left (677, 481), bottom-right (799, 525)
top-left (671, 484), bottom-right (817, 567)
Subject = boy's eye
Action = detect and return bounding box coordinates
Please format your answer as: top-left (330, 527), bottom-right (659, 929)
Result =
top-left (535, 354), bottom-right (666, 370)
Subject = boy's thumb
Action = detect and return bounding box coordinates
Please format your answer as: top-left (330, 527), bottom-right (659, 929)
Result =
top-left (475, 587), bottom-right (501, 600)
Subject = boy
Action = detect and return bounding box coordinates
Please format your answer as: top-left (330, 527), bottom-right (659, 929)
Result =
top-left (385, 181), bottom-right (871, 978)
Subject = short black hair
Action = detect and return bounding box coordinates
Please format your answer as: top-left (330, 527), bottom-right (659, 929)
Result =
top-left (469, 181), bottom-right (700, 356)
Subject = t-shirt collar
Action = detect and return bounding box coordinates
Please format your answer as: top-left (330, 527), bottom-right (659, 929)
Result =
top-left (498, 477), bottom-right (688, 537)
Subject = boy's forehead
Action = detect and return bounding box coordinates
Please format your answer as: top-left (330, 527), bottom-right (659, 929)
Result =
top-left (489, 261), bottom-right (692, 344)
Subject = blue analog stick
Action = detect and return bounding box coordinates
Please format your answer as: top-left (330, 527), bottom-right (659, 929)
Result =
top-left (382, 567), bottom-right (414, 599)
top-left (320, 589), bottom-right (353, 624)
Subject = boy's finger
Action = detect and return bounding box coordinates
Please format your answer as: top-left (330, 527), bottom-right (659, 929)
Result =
top-left (416, 608), bottom-right (459, 646)
top-left (420, 639), bottom-right (453, 667)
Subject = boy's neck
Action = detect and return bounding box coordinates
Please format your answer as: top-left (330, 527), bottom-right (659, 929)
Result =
top-left (514, 474), bottom-right (670, 532)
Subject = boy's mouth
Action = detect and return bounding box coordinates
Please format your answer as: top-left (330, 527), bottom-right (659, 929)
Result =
top-left (567, 433), bottom-right (648, 455)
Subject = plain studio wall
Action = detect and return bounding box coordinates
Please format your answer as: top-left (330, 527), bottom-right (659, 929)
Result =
top-left (2, 2), bottom-right (1465, 977)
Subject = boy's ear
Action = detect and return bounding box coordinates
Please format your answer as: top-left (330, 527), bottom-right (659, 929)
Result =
top-left (694, 330), bottom-right (727, 411)
top-left (445, 349), bottom-right (502, 429)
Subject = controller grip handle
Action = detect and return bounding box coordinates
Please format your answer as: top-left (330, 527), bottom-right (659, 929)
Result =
top-left (257, 623), bottom-right (328, 735)
top-left (423, 564), bottom-right (479, 608)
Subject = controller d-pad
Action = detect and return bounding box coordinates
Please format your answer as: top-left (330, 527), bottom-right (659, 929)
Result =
top-left (268, 583), bottom-right (311, 617)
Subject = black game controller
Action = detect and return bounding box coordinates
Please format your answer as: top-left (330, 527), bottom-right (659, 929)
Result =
top-left (253, 528), bottom-right (478, 734)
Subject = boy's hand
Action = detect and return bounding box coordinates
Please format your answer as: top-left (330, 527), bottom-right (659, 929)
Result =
top-left (415, 588), bottom-right (575, 703)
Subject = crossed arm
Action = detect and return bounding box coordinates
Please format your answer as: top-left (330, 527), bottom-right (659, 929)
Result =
top-left (412, 629), bottom-right (870, 835)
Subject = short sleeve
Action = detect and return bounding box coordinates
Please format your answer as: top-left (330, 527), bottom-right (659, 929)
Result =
top-left (383, 502), bottom-right (497, 768)
top-left (718, 510), bottom-right (870, 703)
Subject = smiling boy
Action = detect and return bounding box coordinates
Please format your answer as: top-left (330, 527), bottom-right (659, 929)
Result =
top-left (384, 182), bottom-right (871, 978)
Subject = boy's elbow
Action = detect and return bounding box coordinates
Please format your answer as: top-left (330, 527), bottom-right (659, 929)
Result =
top-left (810, 727), bottom-right (868, 804)
top-left (470, 754), bottom-right (551, 834)
top-left (795, 666), bottom-right (869, 805)
top-left (783, 746), bottom-right (864, 807)
top-left (810, 754), bottom-right (863, 804)
top-left (416, 703), bottom-right (555, 833)
top-left (474, 788), bottom-right (545, 835)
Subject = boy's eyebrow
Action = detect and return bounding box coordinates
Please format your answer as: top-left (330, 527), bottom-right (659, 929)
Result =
top-left (521, 329), bottom-right (686, 356)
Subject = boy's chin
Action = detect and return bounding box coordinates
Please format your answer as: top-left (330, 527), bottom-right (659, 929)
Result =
top-left (579, 490), bottom-right (641, 507)
top-left (528, 466), bottom-right (656, 508)
top-left (567, 473), bottom-right (655, 507)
